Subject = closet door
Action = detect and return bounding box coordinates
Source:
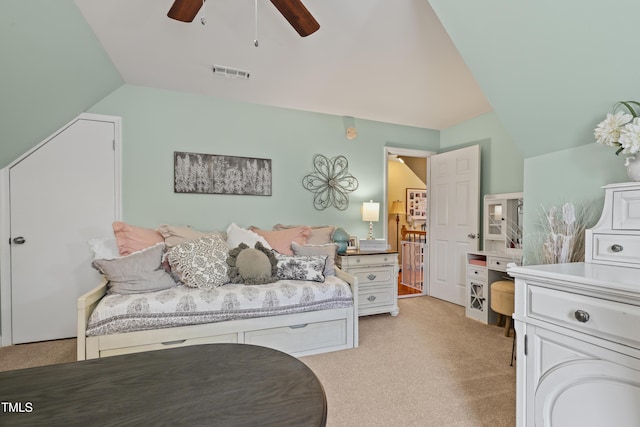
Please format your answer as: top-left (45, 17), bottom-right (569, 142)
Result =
top-left (10, 116), bottom-right (119, 343)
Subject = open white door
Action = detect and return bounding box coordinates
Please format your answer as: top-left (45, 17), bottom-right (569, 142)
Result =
top-left (428, 145), bottom-right (480, 305)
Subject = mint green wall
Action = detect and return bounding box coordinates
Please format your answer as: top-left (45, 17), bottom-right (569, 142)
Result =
top-left (89, 85), bottom-right (440, 238)
top-left (428, 0), bottom-right (640, 159)
top-left (440, 111), bottom-right (523, 197)
top-left (429, 0), bottom-right (640, 263)
top-left (0, 0), bottom-right (123, 169)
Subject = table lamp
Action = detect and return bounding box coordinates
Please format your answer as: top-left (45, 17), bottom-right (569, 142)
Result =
top-left (362, 200), bottom-right (380, 240)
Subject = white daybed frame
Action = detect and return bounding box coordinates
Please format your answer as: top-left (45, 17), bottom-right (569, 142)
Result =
top-left (78, 268), bottom-right (358, 360)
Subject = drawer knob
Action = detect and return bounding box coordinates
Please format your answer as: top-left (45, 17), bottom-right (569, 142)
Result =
top-left (495, 261), bottom-right (501, 265)
top-left (611, 244), bottom-right (624, 253)
top-left (367, 274), bottom-right (377, 281)
top-left (574, 310), bottom-right (590, 323)
top-left (367, 295), bottom-right (376, 302)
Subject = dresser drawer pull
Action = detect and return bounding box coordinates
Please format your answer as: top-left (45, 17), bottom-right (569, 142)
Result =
top-left (289, 324), bottom-right (309, 329)
top-left (161, 339), bottom-right (186, 345)
top-left (367, 274), bottom-right (377, 281)
top-left (574, 310), bottom-right (590, 323)
top-left (367, 295), bottom-right (376, 302)
top-left (611, 244), bottom-right (624, 253)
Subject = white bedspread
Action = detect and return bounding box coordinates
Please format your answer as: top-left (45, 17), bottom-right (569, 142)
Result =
top-left (86, 276), bottom-right (353, 336)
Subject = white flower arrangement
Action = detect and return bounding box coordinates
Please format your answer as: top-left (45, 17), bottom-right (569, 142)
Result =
top-left (594, 101), bottom-right (640, 155)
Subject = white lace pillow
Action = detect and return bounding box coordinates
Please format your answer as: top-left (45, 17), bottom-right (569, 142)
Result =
top-left (167, 235), bottom-right (229, 288)
top-left (274, 252), bottom-right (327, 283)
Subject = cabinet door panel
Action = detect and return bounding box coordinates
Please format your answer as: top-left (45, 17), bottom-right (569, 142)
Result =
top-left (535, 359), bottom-right (640, 427)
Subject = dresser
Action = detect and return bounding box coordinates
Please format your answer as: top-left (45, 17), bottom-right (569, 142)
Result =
top-left (508, 182), bottom-right (640, 427)
top-left (336, 250), bottom-right (399, 317)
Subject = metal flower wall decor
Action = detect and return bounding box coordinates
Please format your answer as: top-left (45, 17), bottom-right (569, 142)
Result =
top-left (302, 154), bottom-right (359, 210)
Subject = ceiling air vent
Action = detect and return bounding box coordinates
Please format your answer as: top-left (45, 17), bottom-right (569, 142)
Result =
top-left (212, 65), bottom-right (250, 79)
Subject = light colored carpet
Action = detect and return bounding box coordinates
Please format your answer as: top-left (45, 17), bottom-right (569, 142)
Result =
top-left (0, 296), bottom-right (515, 426)
top-left (301, 296), bottom-right (516, 427)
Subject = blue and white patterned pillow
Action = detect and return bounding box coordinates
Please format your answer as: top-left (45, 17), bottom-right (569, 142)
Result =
top-left (273, 252), bottom-right (327, 282)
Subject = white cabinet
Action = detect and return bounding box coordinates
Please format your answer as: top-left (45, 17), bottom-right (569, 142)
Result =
top-left (509, 263), bottom-right (640, 427)
top-left (465, 191), bottom-right (523, 324)
top-left (509, 182), bottom-right (640, 427)
top-left (483, 192), bottom-right (523, 254)
top-left (465, 252), bottom-right (518, 324)
top-left (337, 251), bottom-right (399, 317)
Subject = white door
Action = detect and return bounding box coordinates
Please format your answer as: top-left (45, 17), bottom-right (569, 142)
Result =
top-left (10, 116), bottom-right (120, 343)
top-left (428, 145), bottom-right (480, 305)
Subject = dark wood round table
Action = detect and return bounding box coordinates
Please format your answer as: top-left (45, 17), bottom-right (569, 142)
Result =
top-left (0, 343), bottom-right (327, 426)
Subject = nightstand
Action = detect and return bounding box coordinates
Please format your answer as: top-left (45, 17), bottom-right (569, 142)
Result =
top-left (336, 250), bottom-right (399, 317)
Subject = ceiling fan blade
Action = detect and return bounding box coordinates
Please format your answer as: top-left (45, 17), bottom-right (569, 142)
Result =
top-left (167, 0), bottom-right (203, 23)
top-left (270, 0), bottom-right (320, 37)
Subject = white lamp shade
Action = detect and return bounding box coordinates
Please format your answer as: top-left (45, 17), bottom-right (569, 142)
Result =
top-left (362, 201), bottom-right (380, 222)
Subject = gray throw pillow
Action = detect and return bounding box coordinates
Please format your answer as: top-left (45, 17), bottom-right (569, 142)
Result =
top-left (92, 243), bottom-right (176, 295)
top-left (291, 242), bottom-right (338, 276)
top-left (167, 235), bottom-right (230, 288)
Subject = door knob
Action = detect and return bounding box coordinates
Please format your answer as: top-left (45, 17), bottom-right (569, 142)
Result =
top-left (12, 236), bottom-right (26, 245)
top-left (467, 233), bottom-right (477, 239)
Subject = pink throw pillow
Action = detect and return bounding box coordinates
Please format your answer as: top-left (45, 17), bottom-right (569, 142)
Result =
top-left (112, 221), bottom-right (164, 256)
top-left (250, 226), bottom-right (312, 255)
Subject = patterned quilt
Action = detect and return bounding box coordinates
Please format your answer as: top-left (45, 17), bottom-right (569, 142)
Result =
top-left (86, 276), bottom-right (353, 336)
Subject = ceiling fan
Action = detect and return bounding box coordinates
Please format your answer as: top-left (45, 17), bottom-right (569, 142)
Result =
top-left (167, 0), bottom-right (320, 37)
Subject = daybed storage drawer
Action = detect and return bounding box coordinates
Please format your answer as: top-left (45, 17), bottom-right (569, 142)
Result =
top-left (99, 333), bottom-right (238, 358)
top-left (527, 284), bottom-right (640, 346)
top-left (245, 319), bottom-right (347, 354)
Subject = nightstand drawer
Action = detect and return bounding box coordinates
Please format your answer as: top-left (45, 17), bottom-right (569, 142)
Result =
top-left (359, 285), bottom-right (394, 309)
top-left (349, 266), bottom-right (394, 285)
top-left (528, 285), bottom-right (640, 346)
top-left (337, 254), bottom-right (396, 268)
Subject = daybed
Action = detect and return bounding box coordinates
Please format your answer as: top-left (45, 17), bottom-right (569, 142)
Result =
top-left (77, 222), bottom-right (359, 360)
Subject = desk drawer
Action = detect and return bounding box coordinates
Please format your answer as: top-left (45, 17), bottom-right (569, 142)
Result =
top-left (591, 234), bottom-right (640, 266)
top-left (487, 256), bottom-right (513, 272)
top-left (467, 265), bottom-right (487, 281)
top-left (245, 319), bottom-right (347, 354)
top-left (528, 285), bottom-right (640, 346)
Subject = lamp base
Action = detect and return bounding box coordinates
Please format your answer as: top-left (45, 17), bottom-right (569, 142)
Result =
top-left (367, 221), bottom-right (374, 239)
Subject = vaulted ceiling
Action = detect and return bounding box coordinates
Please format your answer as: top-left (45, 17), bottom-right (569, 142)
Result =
top-left (74, 0), bottom-right (491, 130)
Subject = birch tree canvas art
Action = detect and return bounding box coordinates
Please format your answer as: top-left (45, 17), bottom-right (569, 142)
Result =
top-left (174, 152), bottom-right (272, 196)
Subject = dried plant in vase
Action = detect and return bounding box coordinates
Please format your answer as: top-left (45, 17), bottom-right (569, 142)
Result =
top-left (527, 202), bottom-right (600, 265)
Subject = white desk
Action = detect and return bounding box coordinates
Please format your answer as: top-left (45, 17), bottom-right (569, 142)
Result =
top-left (465, 250), bottom-right (521, 324)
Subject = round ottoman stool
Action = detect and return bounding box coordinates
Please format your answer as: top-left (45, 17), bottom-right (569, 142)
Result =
top-left (490, 280), bottom-right (515, 337)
